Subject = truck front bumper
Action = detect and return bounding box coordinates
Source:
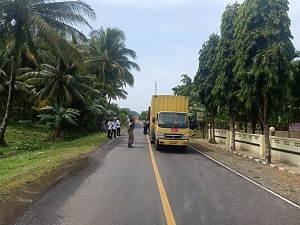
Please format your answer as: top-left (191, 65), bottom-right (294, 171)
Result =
top-left (157, 139), bottom-right (189, 146)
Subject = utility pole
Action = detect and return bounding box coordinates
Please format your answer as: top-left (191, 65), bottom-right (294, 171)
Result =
top-left (155, 81), bottom-right (157, 95)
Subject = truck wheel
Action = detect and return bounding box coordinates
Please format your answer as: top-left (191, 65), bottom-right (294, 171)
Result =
top-left (150, 133), bottom-right (155, 144)
top-left (150, 137), bottom-right (155, 144)
top-left (155, 140), bottom-right (161, 151)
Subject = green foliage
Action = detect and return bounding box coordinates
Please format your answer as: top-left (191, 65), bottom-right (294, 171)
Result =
top-left (11, 141), bottom-right (45, 152)
top-left (18, 61), bottom-right (100, 108)
top-left (83, 27), bottom-right (140, 100)
top-left (0, 121), bottom-right (50, 158)
top-left (172, 74), bottom-right (194, 97)
top-left (234, 0), bottom-right (295, 114)
top-left (0, 0), bottom-right (96, 145)
top-left (0, 131), bottom-right (108, 196)
top-left (0, 2), bottom-right (140, 142)
top-left (212, 3), bottom-right (240, 110)
top-left (123, 108), bottom-right (140, 118)
top-left (289, 59), bottom-right (300, 122)
top-left (139, 111), bottom-right (148, 120)
top-left (38, 104), bottom-right (80, 127)
top-left (38, 101), bottom-right (81, 139)
top-left (194, 33), bottom-right (220, 110)
top-left (118, 111), bottom-right (129, 124)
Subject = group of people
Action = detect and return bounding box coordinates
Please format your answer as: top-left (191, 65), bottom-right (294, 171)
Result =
top-left (101, 117), bottom-right (135, 148)
top-left (101, 117), bottom-right (148, 149)
top-left (101, 118), bottom-right (121, 139)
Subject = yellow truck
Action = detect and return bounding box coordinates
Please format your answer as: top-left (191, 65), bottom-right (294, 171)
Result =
top-left (148, 95), bottom-right (189, 151)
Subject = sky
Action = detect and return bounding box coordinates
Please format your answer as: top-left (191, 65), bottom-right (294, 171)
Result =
top-left (82, 0), bottom-right (300, 114)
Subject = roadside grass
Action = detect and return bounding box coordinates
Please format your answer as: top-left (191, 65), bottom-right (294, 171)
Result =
top-left (0, 123), bottom-right (109, 199)
top-left (0, 123), bottom-right (49, 158)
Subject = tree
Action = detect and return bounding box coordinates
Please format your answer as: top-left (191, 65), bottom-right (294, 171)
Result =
top-left (234, 0), bottom-right (295, 163)
top-left (139, 111), bottom-right (148, 120)
top-left (287, 59), bottom-right (300, 123)
top-left (0, 51), bottom-right (37, 121)
top-left (18, 60), bottom-right (100, 108)
top-left (194, 34), bottom-right (220, 143)
top-left (117, 108), bottom-right (129, 123)
top-left (84, 27), bottom-right (140, 101)
top-left (38, 101), bottom-right (81, 140)
top-left (212, 3), bottom-right (240, 150)
top-left (172, 74), bottom-right (193, 97)
top-left (0, 0), bottom-right (96, 145)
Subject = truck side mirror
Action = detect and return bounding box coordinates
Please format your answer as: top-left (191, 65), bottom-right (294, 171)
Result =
top-left (152, 117), bottom-right (155, 123)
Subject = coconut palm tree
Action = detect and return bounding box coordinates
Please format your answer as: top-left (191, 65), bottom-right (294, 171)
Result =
top-left (0, 0), bottom-right (96, 145)
top-left (18, 59), bottom-right (101, 109)
top-left (84, 27), bottom-right (140, 100)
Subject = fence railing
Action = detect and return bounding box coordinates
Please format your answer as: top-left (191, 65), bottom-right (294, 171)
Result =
top-left (213, 129), bottom-right (300, 167)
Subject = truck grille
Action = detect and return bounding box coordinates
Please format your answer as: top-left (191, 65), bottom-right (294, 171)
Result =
top-left (165, 134), bottom-right (182, 139)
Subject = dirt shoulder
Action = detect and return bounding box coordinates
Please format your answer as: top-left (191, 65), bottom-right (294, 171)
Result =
top-left (190, 139), bottom-right (300, 207)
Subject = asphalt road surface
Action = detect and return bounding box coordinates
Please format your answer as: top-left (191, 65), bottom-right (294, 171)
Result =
top-left (11, 122), bottom-right (300, 225)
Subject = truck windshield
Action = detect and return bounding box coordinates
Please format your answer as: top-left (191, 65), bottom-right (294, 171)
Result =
top-left (158, 112), bottom-right (188, 128)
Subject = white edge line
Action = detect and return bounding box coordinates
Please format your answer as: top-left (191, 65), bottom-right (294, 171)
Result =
top-left (189, 145), bottom-right (300, 210)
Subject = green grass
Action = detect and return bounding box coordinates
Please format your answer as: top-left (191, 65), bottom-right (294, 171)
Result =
top-left (0, 123), bottom-right (109, 199)
top-left (0, 122), bottom-right (49, 157)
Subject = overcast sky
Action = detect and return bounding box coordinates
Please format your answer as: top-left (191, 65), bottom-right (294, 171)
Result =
top-left (82, 0), bottom-right (300, 114)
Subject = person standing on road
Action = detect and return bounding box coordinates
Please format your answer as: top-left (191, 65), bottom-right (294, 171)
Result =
top-left (132, 117), bottom-right (136, 130)
top-left (143, 119), bottom-right (148, 135)
top-left (146, 118), bottom-right (149, 132)
top-left (116, 118), bottom-right (121, 136)
top-left (127, 119), bottom-right (134, 148)
top-left (101, 120), bottom-right (107, 133)
top-left (107, 118), bottom-right (112, 139)
top-left (111, 118), bottom-right (117, 138)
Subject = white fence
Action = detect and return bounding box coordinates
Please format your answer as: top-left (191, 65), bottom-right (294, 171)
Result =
top-left (213, 129), bottom-right (300, 167)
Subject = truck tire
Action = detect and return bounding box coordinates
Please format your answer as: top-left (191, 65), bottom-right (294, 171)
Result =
top-left (150, 137), bottom-right (155, 144)
top-left (155, 140), bottom-right (161, 151)
top-left (150, 133), bottom-right (155, 144)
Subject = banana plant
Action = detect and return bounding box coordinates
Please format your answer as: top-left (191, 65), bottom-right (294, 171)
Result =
top-left (38, 101), bottom-right (80, 139)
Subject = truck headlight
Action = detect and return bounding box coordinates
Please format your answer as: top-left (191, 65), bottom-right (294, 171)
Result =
top-left (182, 134), bottom-right (189, 139)
top-left (157, 133), bottom-right (165, 139)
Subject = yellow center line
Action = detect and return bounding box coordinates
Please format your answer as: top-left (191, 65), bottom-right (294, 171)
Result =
top-left (147, 136), bottom-right (176, 225)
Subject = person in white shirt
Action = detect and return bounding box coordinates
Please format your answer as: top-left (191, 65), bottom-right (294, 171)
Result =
top-left (111, 118), bottom-right (117, 138)
top-left (107, 119), bottom-right (112, 139)
top-left (116, 119), bottom-right (121, 136)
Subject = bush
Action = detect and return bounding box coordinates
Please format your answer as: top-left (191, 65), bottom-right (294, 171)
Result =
top-left (11, 141), bottom-right (45, 152)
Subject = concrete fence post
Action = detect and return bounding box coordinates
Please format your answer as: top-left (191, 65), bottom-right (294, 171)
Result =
top-left (227, 131), bottom-right (231, 146)
top-left (260, 134), bottom-right (265, 156)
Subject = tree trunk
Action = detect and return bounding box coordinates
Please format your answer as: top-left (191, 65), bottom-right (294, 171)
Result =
top-left (208, 106), bottom-right (213, 143)
top-left (0, 29), bottom-right (22, 146)
top-left (251, 119), bottom-right (256, 134)
top-left (263, 101), bottom-right (271, 163)
top-left (244, 119), bottom-right (247, 133)
top-left (55, 127), bottom-right (60, 139)
top-left (260, 122), bottom-right (264, 134)
top-left (210, 106), bottom-right (216, 143)
top-left (209, 122), bottom-right (213, 143)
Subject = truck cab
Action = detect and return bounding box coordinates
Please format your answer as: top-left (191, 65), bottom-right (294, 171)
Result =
top-left (151, 111), bottom-right (189, 151)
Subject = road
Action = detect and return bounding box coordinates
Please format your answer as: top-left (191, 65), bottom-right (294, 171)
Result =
top-left (11, 122), bottom-right (300, 225)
